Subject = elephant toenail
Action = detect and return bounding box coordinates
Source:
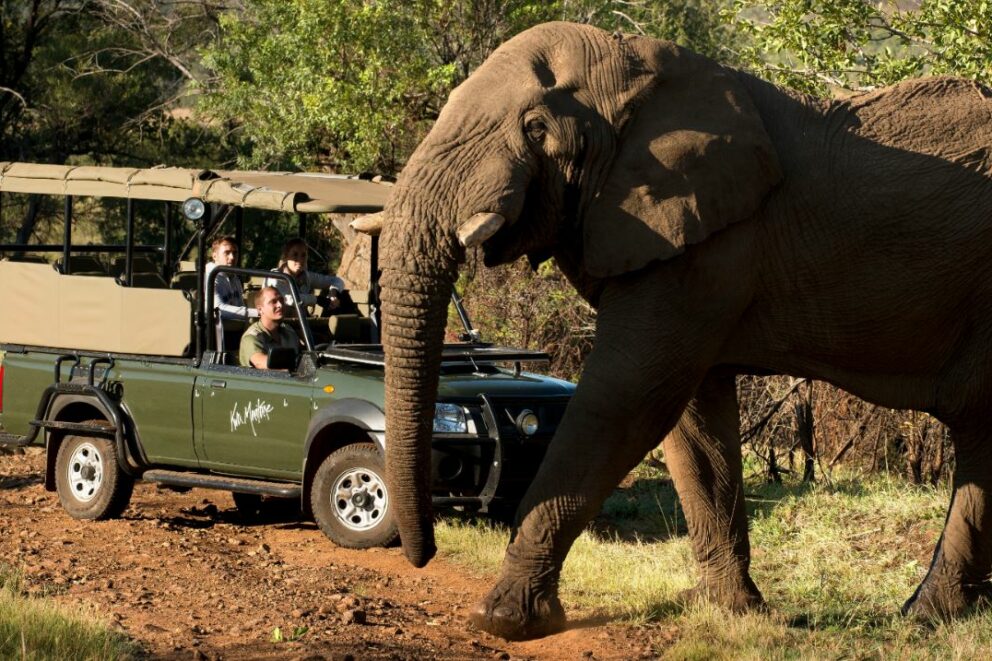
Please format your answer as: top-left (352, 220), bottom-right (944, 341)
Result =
top-left (492, 605), bottom-right (520, 622)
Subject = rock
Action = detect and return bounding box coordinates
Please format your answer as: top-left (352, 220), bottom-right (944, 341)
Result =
top-left (228, 538), bottom-right (244, 546)
top-left (340, 609), bottom-right (366, 625)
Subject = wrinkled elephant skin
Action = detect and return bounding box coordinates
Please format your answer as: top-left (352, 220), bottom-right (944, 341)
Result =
top-left (376, 21), bottom-right (992, 639)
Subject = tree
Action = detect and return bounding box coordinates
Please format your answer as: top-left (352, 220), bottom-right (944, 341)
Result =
top-left (0, 1), bottom-right (241, 247)
top-left (199, 0), bottom-right (736, 173)
top-left (727, 0), bottom-right (992, 94)
top-left (199, 1), bottom-right (556, 172)
top-left (559, 0), bottom-right (738, 61)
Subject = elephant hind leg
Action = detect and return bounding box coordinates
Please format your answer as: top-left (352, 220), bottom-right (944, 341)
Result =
top-left (903, 423), bottom-right (992, 620)
top-left (665, 371), bottom-right (765, 612)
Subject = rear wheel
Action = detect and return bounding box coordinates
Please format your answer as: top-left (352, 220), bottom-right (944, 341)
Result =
top-left (232, 492), bottom-right (264, 520)
top-left (311, 443), bottom-right (397, 548)
top-left (232, 492), bottom-right (300, 522)
top-left (55, 430), bottom-right (133, 520)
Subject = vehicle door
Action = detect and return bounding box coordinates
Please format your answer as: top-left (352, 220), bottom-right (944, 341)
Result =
top-left (115, 358), bottom-right (199, 466)
top-left (192, 355), bottom-right (313, 479)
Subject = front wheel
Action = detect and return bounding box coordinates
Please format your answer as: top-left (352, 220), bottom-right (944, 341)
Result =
top-left (311, 443), bottom-right (397, 548)
top-left (55, 432), bottom-right (133, 520)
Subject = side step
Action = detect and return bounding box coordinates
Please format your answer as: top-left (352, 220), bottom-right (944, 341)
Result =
top-left (0, 432), bottom-right (30, 447)
top-left (142, 469), bottom-right (301, 498)
top-left (30, 420), bottom-right (117, 436)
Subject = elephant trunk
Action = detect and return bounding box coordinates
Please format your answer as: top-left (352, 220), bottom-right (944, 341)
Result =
top-left (380, 265), bottom-right (454, 567)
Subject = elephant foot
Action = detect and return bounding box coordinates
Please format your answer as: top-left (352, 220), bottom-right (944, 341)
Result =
top-left (678, 576), bottom-right (766, 614)
top-left (468, 577), bottom-right (566, 641)
top-left (902, 575), bottom-right (992, 622)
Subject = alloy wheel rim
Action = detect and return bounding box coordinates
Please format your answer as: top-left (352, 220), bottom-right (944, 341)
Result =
top-left (331, 466), bottom-right (388, 532)
top-left (67, 442), bottom-right (104, 503)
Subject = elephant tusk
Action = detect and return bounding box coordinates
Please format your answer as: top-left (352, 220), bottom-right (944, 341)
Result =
top-left (456, 212), bottom-right (506, 248)
top-left (350, 212), bottom-right (384, 236)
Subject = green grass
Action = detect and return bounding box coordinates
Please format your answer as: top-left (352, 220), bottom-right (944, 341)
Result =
top-left (0, 564), bottom-right (136, 660)
top-left (436, 469), bottom-right (992, 658)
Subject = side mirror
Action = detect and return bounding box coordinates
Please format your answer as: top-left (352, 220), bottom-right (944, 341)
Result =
top-left (267, 346), bottom-right (299, 371)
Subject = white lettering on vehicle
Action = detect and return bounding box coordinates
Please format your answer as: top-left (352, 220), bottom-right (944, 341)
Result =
top-left (230, 399), bottom-right (275, 437)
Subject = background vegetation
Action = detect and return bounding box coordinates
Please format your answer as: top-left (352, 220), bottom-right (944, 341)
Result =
top-left (1, 0), bottom-right (989, 501)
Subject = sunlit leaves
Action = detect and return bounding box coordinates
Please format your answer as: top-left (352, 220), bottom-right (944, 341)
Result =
top-left (727, 0), bottom-right (992, 94)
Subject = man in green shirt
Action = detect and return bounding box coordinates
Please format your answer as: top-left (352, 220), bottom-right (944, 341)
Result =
top-left (239, 286), bottom-right (300, 369)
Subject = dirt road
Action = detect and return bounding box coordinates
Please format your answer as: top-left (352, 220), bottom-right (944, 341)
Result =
top-left (1, 449), bottom-right (665, 660)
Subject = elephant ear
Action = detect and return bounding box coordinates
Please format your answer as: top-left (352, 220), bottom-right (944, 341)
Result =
top-left (583, 46), bottom-right (782, 278)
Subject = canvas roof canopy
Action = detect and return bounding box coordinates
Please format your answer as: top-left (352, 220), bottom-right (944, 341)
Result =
top-left (0, 162), bottom-right (392, 213)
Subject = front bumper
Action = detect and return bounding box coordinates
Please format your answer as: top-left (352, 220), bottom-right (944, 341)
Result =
top-left (428, 394), bottom-right (570, 512)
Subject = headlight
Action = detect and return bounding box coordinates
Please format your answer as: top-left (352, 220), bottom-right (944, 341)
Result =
top-left (433, 403), bottom-right (467, 433)
top-left (516, 409), bottom-right (539, 436)
top-left (182, 197), bottom-right (206, 221)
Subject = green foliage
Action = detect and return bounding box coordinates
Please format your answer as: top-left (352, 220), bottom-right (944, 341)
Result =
top-left (556, 0), bottom-right (740, 62)
top-left (458, 259), bottom-right (594, 381)
top-left (200, 1), bottom-right (736, 173)
top-left (270, 625), bottom-right (308, 642)
top-left (200, 0), bottom-right (549, 172)
top-left (728, 0), bottom-right (992, 94)
top-left (0, 564), bottom-right (136, 660)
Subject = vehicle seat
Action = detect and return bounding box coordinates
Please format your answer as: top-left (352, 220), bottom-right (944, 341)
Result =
top-left (122, 272), bottom-right (168, 288)
top-left (349, 289), bottom-right (372, 317)
top-left (2, 254), bottom-right (48, 264)
top-left (171, 270), bottom-right (198, 291)
top-left (111, 255), bottom-right (160, 277)
top-left (55, 254), bottom-right (107, 275)
top-left (328, 314), bottom-right (371, 343)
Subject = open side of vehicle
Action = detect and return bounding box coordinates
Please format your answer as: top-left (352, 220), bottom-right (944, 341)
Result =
top-left (0, 162), bottom-right (574, 548)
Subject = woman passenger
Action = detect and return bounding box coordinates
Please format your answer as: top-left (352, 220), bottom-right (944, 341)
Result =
top-left (265, 238), bottom-right (345, 315)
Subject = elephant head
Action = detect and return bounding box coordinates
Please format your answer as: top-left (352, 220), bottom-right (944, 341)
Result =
top-left (377, 21), bottom-right (782, 568)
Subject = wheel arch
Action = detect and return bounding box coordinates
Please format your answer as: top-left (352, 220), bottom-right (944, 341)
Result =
top-left (301, 398), bottom-right (384, 518)
top-left (44, 395), bottom-right (114, 492)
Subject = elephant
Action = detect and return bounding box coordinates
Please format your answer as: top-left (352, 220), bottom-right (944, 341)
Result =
top-left (370, 20), bottom-right (992, 640)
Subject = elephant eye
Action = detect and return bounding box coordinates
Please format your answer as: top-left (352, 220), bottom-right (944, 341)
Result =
top-left (524, 117), bottom-right (547, 145)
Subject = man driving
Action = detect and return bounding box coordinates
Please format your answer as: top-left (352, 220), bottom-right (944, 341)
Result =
top-left (239, 286), bottom-right (300, 369)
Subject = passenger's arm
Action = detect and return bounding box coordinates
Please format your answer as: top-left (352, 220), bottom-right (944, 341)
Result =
top-left (248, 351), bottom-right (268, 369)
top-left (214, 274), bottom-right (258, 320)
top-left (311, 272), bottom-right (345, 309)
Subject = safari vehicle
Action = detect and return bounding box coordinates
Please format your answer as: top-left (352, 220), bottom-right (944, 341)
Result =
top-left (0, 162), bottom-right (574, 547)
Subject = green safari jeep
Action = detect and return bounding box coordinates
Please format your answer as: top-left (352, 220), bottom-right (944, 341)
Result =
top-left (0, 162), bottom-right (574, 548)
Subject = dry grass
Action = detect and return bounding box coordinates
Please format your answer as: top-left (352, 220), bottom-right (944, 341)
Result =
top-left (436, 468), bottom-right (992, 658)
top-left (0, 564), bottom-right (136, 660)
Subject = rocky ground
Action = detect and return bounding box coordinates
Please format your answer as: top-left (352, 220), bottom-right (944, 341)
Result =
top-left (0, 448), bottom-right (670, 660)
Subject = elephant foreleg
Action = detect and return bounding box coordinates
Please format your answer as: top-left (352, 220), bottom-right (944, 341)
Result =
top-left (469, 286), bottom-right (709, 639)
top-left (903, 423), bottom-right (992, 620)
top-left (664, 371), bottom-right (764, 611)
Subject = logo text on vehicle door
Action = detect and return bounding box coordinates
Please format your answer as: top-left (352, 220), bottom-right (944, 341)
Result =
top-left (230, 399), bottom-right (275, 436)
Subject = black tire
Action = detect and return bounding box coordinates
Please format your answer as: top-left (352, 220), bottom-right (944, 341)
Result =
top-left (54, 430), bottom-right (134, 520)
top-left (232, 492), bottom-right (301, 522)
top-left (484, 499), bottom-right (521, 527)
top-left (311, 443), bottom-right (398, 548)
top-left (232, 492), bottom-right (264, 520)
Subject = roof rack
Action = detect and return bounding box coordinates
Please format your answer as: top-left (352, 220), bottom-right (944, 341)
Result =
top-left (0, 162), bottom-right (392, 213)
